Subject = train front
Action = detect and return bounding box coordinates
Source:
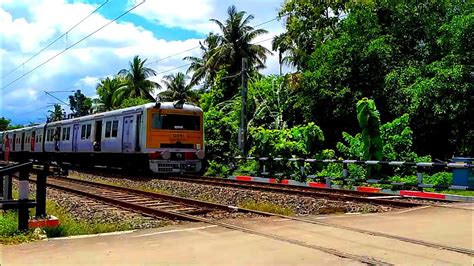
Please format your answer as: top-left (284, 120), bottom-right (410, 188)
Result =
top-left (145, 102), bottom-right (204, 173)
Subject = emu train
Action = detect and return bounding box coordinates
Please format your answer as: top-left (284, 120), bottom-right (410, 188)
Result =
top-left (0, 102), bottom-right (204, 173)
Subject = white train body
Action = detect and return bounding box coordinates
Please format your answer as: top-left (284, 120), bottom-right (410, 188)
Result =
top-left (0, 102), bottom-right (204, 173)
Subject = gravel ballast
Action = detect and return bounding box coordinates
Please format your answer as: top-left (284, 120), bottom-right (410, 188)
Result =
top-left (70, 171), bottom-right (395, 215)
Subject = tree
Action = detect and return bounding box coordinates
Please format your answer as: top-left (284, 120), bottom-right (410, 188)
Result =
top-left (114, 55), bottom-right (160, 106)
top-left (0, 117), bottom-right (11, 131)
top-left (159, 72), bottom-right (199, 104)
top-left (207, 5), bottom-right (271, 100)
top-left (95, 76), bottom-right (125, 111)
top-left (184, 33), bottom-right (220, 88)
top-left (281, 0), bottom-right (472, 158)
top-left (119, 97), bottom-right (151, 109)
top-left (48, 104), bottom-right (65, 122)
top-left (356, 98), bottom-right (383, 161)
top-left (69, 90), bottom-right (92, 117)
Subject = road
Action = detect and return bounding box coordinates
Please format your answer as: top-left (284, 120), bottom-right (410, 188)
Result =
top-left (1, 203), bottom-right (473, 265)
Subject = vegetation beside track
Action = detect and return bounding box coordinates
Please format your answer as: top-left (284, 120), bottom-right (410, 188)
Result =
top-left (238, 200), bottom-right (294, 216)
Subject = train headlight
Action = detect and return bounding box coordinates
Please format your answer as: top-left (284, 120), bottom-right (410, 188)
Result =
top-left (196, 150), bottom-right (205, 159)
top-left (161, 150), bottom-right (171, 160)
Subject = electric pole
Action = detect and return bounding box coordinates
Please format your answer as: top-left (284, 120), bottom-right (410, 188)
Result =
top-left (240, 58), bottom-right (248, 157)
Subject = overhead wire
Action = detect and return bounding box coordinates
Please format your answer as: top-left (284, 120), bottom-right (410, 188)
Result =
top-left (10, 11), bottom-right (284, 119)
top-left (1, 0), bottom-right (145, 92)
top-left (2, 0), bottom-right (110, 79)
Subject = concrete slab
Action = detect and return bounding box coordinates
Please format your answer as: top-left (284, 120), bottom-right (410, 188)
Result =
top-left (1, 222), bottom-right (360, 266)
top-left (316, 204), bottom-right (474, 249)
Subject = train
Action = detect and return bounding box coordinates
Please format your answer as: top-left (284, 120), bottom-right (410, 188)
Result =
top-left (0, 101), bottom-right (204, 173)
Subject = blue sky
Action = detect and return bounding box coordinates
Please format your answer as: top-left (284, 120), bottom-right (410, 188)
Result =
top-left (0, 0), bottom-right (286, 125)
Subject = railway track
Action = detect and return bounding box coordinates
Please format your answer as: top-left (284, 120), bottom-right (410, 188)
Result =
top-left (27, 172), bottom-right (474, 258)
top-left (169, 175), bottom-right (451, 208)
top-left (27, 175), bottom-right (391, 265)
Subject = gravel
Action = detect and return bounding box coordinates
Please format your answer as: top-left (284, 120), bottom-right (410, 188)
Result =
top-left (19, 181), bottom-right (173, 230)
top-left (69, 171), bottom-right (395, 215)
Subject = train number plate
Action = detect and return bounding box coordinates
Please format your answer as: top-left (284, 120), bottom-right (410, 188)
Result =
top-left (171, 133), bottom-right (185, 139)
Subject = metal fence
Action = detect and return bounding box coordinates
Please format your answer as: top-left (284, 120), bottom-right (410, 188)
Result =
top-left (234, 156), bottom-right (474, 191)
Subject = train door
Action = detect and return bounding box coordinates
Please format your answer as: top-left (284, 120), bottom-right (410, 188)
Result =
top-left (21, 132), bottom-right (25, 151)
top-left (122, 116), bottom-right (133, 152)
top-left (72, 124), bottom-right (80, 152)
top-left (94, 120), bottom-right (102, 152)
top-left (31, 131), bottom-right (36, 152)
top-left (12, 133), bottom-right (16, 151)
top-left (135, 114), bottom-right (142, 152)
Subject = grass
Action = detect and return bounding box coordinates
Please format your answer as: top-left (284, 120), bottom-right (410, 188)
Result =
top-left (1, 186), bottom-right (168, 244)
top-left (238, 200), bottom-right (294, 216)
top-left (0, 211), bottom-right (36, 244)
top-left (43, 199), bottom-right (136, 238)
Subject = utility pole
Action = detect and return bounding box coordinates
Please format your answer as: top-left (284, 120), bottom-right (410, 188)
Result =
top-left (240, 58), bottom-right (248, 157)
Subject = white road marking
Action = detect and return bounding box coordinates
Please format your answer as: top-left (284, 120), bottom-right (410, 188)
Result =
top-left (48, 230), bottom-right (137, 240)
top-left (132, 225), bottom-right (218, 238)
top-left (395, 206), bottom-right (431, 214)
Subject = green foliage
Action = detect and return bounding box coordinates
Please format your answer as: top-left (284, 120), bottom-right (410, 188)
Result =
top-left (250, 123), bottom-right (324, 158)
top-left (356, 98), bottom-right (383, 161)
top-left (0, 117), bottom-right (11, 131)
top-left (238, 200), bottom-right (294, 216)
top-left (284, 0), bottom-right (473, 158)
top-left (48, 104), bottom-right (64, 122)
top-left (159, 72), bottom-right (199, 104)
top-left (204, 160), bottom-right (230, 177)
top-left (424, 172), bottom-right (453, 187)
top-left (69, 90), bottom-right (92, 117)
top-left (119, 97), bottom-right (151, 109)
top-left (95, 76), bottom-right (125, 111)
top-left (114, 55), bottom-right (160, 106)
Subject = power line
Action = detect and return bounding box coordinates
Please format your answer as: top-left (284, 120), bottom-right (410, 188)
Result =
top-left (1, 0), bottom-right (145, 92)
top-left (2, 0), bottom-right (109, 79)
top-left (145, 13), bottom-right (287, 67)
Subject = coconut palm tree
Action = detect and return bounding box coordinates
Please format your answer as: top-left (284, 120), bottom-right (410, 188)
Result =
top-left (48, 104), bottom-right (65, 122)
top-left (159, 72), bottom-right (199, 104)
top-left (113, 55), bottom-right (160, 106)
top-left (95, 76), bottom-right (124, 111)
top-left (208, 5), bottom-right (271, 75)
top-left (184, 33), bottom-right (220, 88)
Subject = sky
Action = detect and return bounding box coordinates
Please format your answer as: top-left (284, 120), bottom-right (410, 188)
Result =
top-left (0, 0), bottom-right (287, 125)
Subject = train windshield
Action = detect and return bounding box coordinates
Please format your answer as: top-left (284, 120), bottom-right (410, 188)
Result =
top-left (152, 113), bottom-right (200, 131)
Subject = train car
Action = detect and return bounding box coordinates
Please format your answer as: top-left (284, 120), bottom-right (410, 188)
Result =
top-left (0, 101), bottom-right (204, 173)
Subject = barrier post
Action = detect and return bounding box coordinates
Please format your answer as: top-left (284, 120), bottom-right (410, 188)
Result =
top-left (35, 164), bottom-right (48, 218)
top-left (18, 166), bottom-right (30, 231)
top-left (0, 175), bottom-right (3, 198)
top-left (3, 174), bottom-right (12, 200)
top-left (325, 176), bottom-right (332, 188)
top-left (416, 166), bottom-right (423, 192)
top-left (342, 163), bottom-right (348, 186)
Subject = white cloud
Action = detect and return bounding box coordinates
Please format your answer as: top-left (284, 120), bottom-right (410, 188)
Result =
top-left (1, 0), bottom-right (287, 124)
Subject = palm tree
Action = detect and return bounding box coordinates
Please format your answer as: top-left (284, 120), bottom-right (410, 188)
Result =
top-left (184, 33), bottom-right (220, 88)
top-left (208, 6), bottom-right (271, 75)
top-left (159, 72), bottom-right (199, 104)
top-left (48, 104), bottom-right (65, 122)
top-left (113, 55), bottom-right (160, 106)
top-left (95, 76), bottom-right (124, 111)
top-left (271, 33), bottom-right (297, 74)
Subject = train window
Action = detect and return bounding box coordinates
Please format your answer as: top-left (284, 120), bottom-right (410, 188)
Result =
top-left (152, 113), bottom-right (200, 131)
top-left (105, 121), bottom-right (112, 138)
top-left (66, 127), bottom-right (71, 140)
top-left (81, 124), bottom-right (92, 139)
top-left (112, 120), bottom-right (118, 137)
top-left (62, 128), bottom-right (67, 141)
top-left (81, 125), bottom-right (85, 139)
top-left (86, 124), bottom-right (92, 139)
